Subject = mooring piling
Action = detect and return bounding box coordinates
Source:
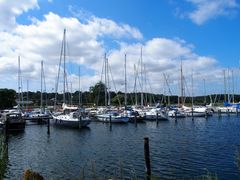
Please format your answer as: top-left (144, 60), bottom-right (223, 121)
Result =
top-left (218, 109), bottom-right (221, 118)
top-left (191, 108), bottom-right (194, 121)
top-left (109, 115), bottom-right (112, 131)
top-left (78, 115), bottom-right (82, 129)
top-left (144, 137), bottom-right (151, 179)
top-left (134, 113), bottom-right (137, 127)
top-left (47, 118), bottom-right (50, 135)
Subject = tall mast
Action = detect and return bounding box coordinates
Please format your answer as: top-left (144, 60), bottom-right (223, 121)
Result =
top-left (78, 66), bottom-right (81, 107)
top-left (27, 80), bottom-right (29, 111)
top-left (134, 64), bottom-right (138, 106)
top-left (40, 60), bottom-right (43, 113)
top-left (203, 78), bottom-right (206, 104)
top-left (191, 72), bottom-right (194, 109)
top-left (18, 56), bottom-right (21, 111)
top-left (140, 47), bottom-right (143, 107)
top-left (124, 54), bottom-right (127, 109)
top-left (180, 60), bottom-right (184, 106)
top-left (104, 53), bottom-right (107, 107)
top-left (227, 69), bottom-right (230, 103)
top-left (107, 57), bottom-right (110, 106)
top-left (54, 29), bottom-right (65, 111)
top-left (63, 28), bottom-right (66, 104)
top-left (144, 64), bottom-right (147, 106)
top-left (232, 69), bottom-right (235, 103)
top-left (223, 69), bottom-right (226, 102)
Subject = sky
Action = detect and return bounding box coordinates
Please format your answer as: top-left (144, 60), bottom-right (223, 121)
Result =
top-left (0, 0), bottom-right (239, 96)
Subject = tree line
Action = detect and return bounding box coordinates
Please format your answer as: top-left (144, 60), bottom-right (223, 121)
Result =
top-left (0, 82), bottom-right (239, 110)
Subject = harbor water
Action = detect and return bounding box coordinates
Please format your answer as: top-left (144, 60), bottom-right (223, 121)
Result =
top-left (2, 115), bottom-right (240, 179)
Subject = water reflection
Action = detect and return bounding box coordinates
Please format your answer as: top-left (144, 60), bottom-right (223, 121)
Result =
top-left (3, 116), bottom-right (240, 179)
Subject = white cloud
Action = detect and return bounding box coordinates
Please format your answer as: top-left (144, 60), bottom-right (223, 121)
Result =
top-left (0, 10), bottom-right (143, 92)
top-left (68, 6), bottom-right (143, 40)
top-left (0, 0), bottom-right (39, 30)
top-left (105, 38), bottom-right (221, 95)
top-left (186, 0), bottom-right (239, 25)
top-left (0, 2), bottom-right (225, 96)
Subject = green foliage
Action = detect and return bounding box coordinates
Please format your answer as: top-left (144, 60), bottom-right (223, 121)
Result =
top-left (89, 81), bottom-right (106, 106)
top-left (1, 84), bottom-right (239, 109)
top-left (0, 89), bottom-right (16, 109)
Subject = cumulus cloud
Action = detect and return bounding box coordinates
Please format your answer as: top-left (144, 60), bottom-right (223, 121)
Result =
top-left (0, 1), bottom-right (224, 95)
top-left (0, 0), bottom-right (39, 30)
top-left (186, 0), bottom-right (239, 25)
top-left (0, 8), bottom-right (143, 92)
top-left (105, 38), bottom-right (221, 95)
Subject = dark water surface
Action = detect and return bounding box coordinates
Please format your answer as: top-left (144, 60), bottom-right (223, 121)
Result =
top-left (3, 115), bottom-right (240, 179)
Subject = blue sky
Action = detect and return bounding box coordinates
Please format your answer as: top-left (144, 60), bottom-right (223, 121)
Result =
top-left (34, 0), bottom-right (240, 65)
top-left (0, 0), bottom-right (239, 96)
top-left (17, 0), bottom-right (240, 66)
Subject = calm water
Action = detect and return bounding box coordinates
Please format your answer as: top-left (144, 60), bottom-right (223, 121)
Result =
top-left (2, 115), bottom-right (240, 179)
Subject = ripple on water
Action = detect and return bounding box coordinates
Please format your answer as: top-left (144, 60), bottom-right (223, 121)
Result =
top-left (2, 116), bottom-right (240, 179)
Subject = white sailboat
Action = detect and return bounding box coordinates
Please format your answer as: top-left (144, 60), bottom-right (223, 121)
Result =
top-left (96, 53), bottom-right (129, 123)
top-left (27, 61), bottom-right (51, 120)
top-left (52, 29), bottom-right (91, 128)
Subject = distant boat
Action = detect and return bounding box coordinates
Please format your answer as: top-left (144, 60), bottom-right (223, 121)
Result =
top-left (168, 109), bottom-right (186, 118)
top-left (97, 110), bottom-right (129, 123)
top-left (52, 110), bottom-right (91, 128)
top-left (0, 112), bottom-right (25, 131)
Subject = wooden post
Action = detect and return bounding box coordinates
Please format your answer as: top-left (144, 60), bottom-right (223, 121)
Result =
top-left (78, 115), bottom-right (82, 129)
top-left (134, 113), bottom-right (137, 127)
top-left (156, 112), bottom-right (159, 126)
top-left (175, 111), bottom-right (177, 121)
top-left (47, 118), bottom-right (50, 135)
top-left (144, 137), bottom-right (151, 179)
top-left (191, 108), bottom-right (194, 120)
top-left (227, 109), bottom-right (230, 117)
top-left (237, 108), bottom-right (239, 116)
top-left (205, 110), bottom-right (208, 119)
top-left (218, 109), bottom-right (221, 118)
top-left (109, 115), bottom-right (112, 131)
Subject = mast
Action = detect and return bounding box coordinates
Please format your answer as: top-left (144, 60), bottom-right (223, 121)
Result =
top-left (134, 64), bottom-right (138, 106)
top-left (144, 64), bottom-right (147, 106)
top-left (223, 69), bottom-right (226, 102)
top-left (27, 80), bottom-right (29, 111)
top-left (180, 60), bottom-right (184, 106)
top-left (191, 72), bottom-right (194, 109)
top-left (227, 68), bottom-right (230, 103)
top-left (107, 57), bottom-right (110, 106)
top-left (78, 66), bottom-right (81, 107)
top-left (232, 69), bottom-right (235, 103)
top-left (203, 79), bottom-right (206, 104)
top-left (63, 28), bottom-right (66, 104)
top-left (54, 29), bottom-right (65, 111)
top-left (18, 56), bottom-right (21, 111)
top-left (140, 47), bottom-right (143, 107)
top-left (40, 60), bottom-right (43, 113)
top-left (70, 82), bottom-right (73, 106)
top-left (104, 53), bottom-right (107, 107)
top-left (124, 54), bottom-right (127, 109)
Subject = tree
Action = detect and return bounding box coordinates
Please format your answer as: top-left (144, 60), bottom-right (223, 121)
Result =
top-left (0, 89), bottom-right (16, 109)
top-left (89, 81), bottom-right (106, 106)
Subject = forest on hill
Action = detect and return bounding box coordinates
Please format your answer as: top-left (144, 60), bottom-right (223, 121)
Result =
top-left (0, 82), bottom-right (239, 110)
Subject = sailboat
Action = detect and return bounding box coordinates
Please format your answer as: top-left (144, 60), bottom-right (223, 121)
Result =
top-left (27, 61), bottom-right (51, 121)
top-left (96, 53), bottom-right (129, 123)
top-left (0, 56), bottom-right (26, 131)
top-left (52, 29), bottom-right (91, 128)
